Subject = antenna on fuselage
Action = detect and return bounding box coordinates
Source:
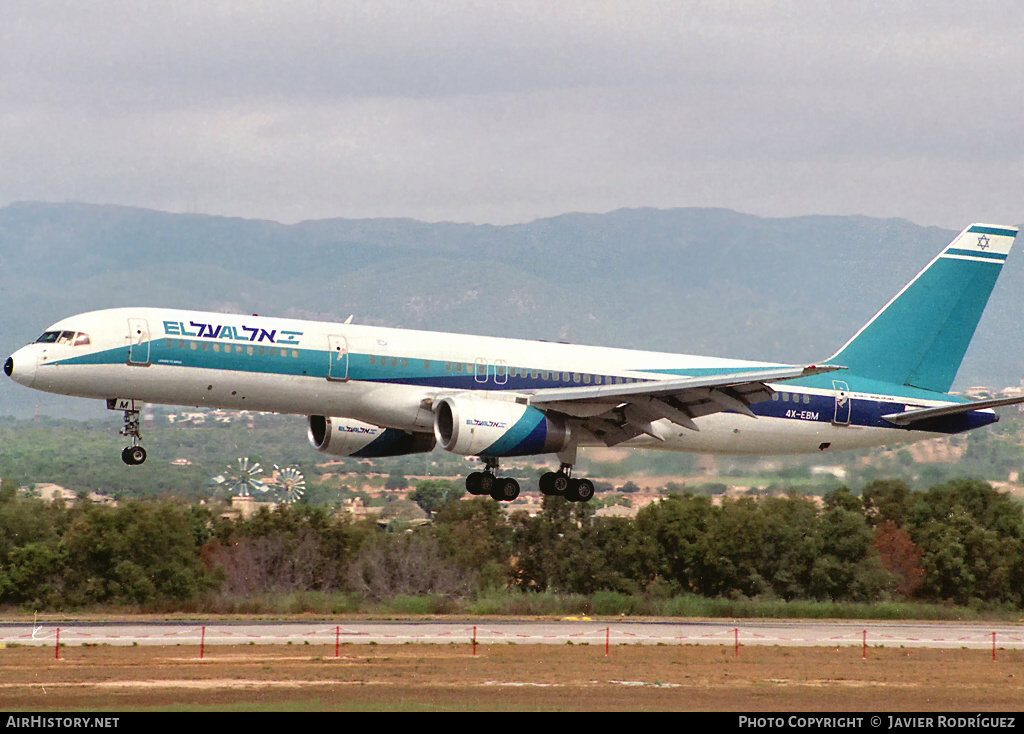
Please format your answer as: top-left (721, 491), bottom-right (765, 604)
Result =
top-left (344, 315), bottom-right (354, 324)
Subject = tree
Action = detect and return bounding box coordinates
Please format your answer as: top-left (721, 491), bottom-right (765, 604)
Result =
top-left (61, 501), bottom-right (215, 604)
top-left (861, 479), bottom-right (913, 528)
top-left (871, 520), bottom-right (924, 597)
top-left (384, 470), bottom-right (408, 490)
top-left (908, 479), bottom-right (1024, 604)
top-left (432, 498), bottom-right (512, 589)
top-left (634, 494), bottom-right (716, 595)
top-left (346, 532), bottom-right (472, 600)
top-left (409, 479), bottom-right (464, 517)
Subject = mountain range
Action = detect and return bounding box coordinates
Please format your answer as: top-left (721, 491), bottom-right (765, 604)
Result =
top-left (2, 202), bottom-right (1021, 418)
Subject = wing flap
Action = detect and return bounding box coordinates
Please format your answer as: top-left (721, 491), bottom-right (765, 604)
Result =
top-left (527, 364), bottom-right (842, 405)
top-left (528, 364), bottom-right (843, 436)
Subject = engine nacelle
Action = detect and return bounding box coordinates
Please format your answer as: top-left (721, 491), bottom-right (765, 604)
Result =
top-left (433, 395), bottom-right (570, 457)
top-left (308, 415), bottom-right (435, 458)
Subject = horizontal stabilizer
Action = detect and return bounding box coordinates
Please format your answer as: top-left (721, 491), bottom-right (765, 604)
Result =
top-left (881, 395), bottom-right (1024, 427)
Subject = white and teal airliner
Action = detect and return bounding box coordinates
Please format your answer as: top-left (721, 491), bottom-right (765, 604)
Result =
top-left (6, 223), bottom-right (1021, 502)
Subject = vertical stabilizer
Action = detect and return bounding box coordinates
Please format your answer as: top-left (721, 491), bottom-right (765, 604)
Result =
top-left (826, 224), bottom-right (1018, 393)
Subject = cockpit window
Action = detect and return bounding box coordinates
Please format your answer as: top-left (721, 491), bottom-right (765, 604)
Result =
top-left (35, 330), bottom-right (90, 346)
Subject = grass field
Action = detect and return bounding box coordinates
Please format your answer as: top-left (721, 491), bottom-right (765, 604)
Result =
top-left (2, 642), bottom-right (1022, 711)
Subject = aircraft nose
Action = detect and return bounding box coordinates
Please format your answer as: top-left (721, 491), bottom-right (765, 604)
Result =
top-left (5, 347), bottom-right (37, 388)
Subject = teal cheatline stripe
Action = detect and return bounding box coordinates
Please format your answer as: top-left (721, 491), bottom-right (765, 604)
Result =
top-left (50, 345), bottom-right (131, 366)
top-left (480, 407), bottom-right (547, 457)
top-left (944, 248), bottom-right (1006, 261)
top-left (968, 225), bottom-right (1017, 237)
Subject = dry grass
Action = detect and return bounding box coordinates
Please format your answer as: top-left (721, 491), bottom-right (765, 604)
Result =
top-left (2, 643), bottom-right (1022, 711)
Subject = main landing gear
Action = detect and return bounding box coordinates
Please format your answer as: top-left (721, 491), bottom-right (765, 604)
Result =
top-left (466, 458), bottom-right (521, 501)
top-left (539, 463), bottom-right (595, 503)
top-left (466, 460), bottom-right (595, 503)
top-left (119, 408), bottom-right (147, 465)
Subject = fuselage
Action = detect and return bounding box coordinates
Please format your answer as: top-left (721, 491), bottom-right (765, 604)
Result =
top-left (5, 306), bottom-right (990, 456)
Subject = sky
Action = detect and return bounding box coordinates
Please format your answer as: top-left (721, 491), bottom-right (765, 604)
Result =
top-left (3, 0), bottom-right (1023, 228)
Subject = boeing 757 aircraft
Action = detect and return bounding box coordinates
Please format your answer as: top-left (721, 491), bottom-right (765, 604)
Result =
top-left (5, 223), bottom-right (1021, 502)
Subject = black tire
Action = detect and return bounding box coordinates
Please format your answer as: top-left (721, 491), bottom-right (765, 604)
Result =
top-left (466, 472), bottom-right (484, 495)
top-left (491, 477), bottom-right (520, 502)
top-left (574, 478), bottom-right (595, 502)
top-left (539, 471), bottom-right (559, 495)
top-left (565, 477), bottom-right (581, 502)
top-left (552, 472), bottom-right (569, 494)
top-left (123, 446), bottom-right (147, 465)
top-left (478, 472), bottom-right (495, 494)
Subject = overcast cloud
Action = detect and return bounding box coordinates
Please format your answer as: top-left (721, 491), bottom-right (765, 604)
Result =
top-left (2, 0), bottom-right (1023, 227)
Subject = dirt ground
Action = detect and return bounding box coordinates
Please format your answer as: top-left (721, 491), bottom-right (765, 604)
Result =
top-left (2, 643), bottom-right (1022, 711)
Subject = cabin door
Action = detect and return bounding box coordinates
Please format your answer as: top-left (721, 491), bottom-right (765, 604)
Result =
top-left (832, 380), bottom-right (851, 425)
top-left (328, 336), bottom-right (349, 381)
top-left (127, 318), bottom-right (151, 366)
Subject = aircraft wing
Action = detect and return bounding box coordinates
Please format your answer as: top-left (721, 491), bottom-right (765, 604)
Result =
top-left (527, 364), bottom-right (843, 444)
top-left (881, 395), bottom-right (1024, 427)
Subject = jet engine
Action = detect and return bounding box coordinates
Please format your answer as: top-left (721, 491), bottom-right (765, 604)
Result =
top-left (307, 415), bottom-right (435, 457)
top-left (433, 395), bottom-right (569, 457)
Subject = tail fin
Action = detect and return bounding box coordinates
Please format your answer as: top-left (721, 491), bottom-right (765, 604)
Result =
top-left (825, 223), bottom-right (1018, 393)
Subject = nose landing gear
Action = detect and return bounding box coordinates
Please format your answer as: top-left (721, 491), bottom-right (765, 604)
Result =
top-left (119, 408), bottom-right (147, 465)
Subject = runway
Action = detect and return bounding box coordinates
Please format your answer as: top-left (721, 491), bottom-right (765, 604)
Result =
top-left (3, 618), bottom-right (1023, 649)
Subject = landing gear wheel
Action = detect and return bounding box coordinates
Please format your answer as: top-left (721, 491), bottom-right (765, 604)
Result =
top-left (539, 471), bottom-right (562, 496)
top-left (565, 477), bottom-right (594, 502)
top-left (478, 472), bottom-right (496, 495)
top-left (490, 477), bottom-right (520, 502)
top-left (121, 446), bottom-right (147, 465)
top-left (574, 478), bottom-right (594, 502)
top-left (466, 472), bottom-right (485, 495)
